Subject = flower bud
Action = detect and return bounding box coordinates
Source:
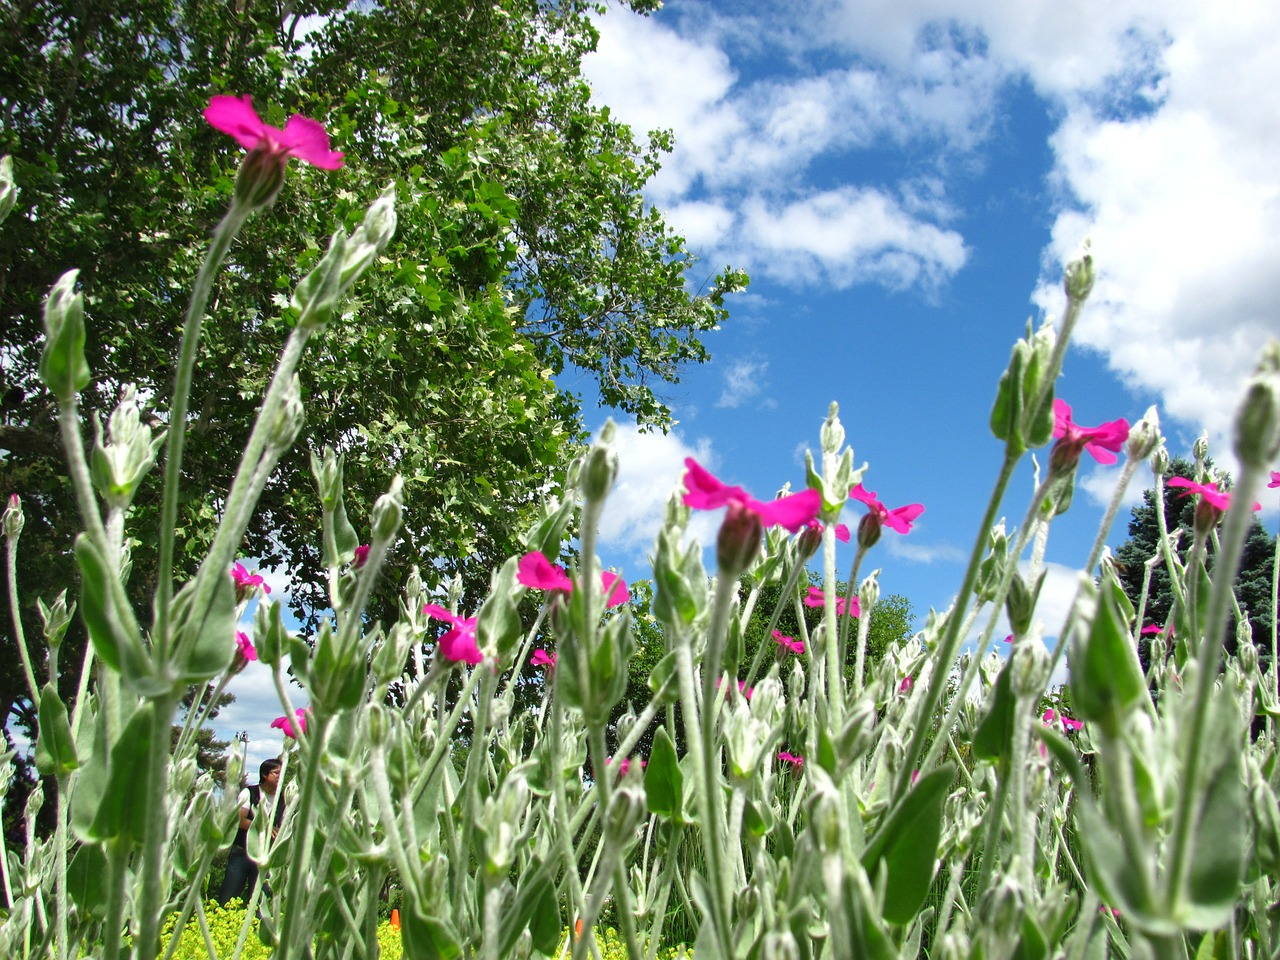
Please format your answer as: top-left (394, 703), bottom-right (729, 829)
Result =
top-left (3, 494), bottom-right (23, 541)
top-left (371, 476), bottom-right (405, 543)
top-left (1063, 245), bottom-right (1095, 303)
top-left (583, 421), bottom-right (619, 503)
top-left (761, 931), bottom-right (800, 960)
top-left (820, 402), bottom-right (845, 455)
top-left (234, 144), bottom-right (288, 211)
top-left (1012, 640), bottom-right (1050, 700)
top-left (856, 511), bottom-right (881, 550)
top-left (1151, 445), bottom-right (1170, 476)
top-left (1126, 405), bottom-right (1162, 461)
top-left (1193, 432), bottom-right (1210, 463)
top-left (37, 590), bottom-right (74, 651)
top-left (809, 775), bottom-right (843, 854)
top-left (267, 376), bottom-right (306, 450)
top-left (366, 702), bottom-right (389, 747)
top-left (858, 570), bottom-right (880, 613)
top-left (1233, 342), bottom-right (1280, 469)
top-left (292, 229), bottom-right (348, 330)
top-left (39, 270), bottom-right (90, 402)
top-left (794, 522), bottom-right (822, 561)
top-left (91, 386), bottom-right (165, 510)
top-left (1238, 639), bottom-right (1258, 675)
top-left (1004, 569), bottom-right (1040, 637)
top-left (603, 779), bottom-right (646, 847)
top-left (717, 500), bottom-right (764, 577)
top-left (0, 155), bottom-right (18, 226)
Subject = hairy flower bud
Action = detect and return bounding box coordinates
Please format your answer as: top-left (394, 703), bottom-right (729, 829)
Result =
top-left (3, 494), bottom-right (23, 542)
top-left (1234, 342), bottom-right (1280, 469)
top-left (583, 421), bottom-right (619, 503)
top-left (39, 270), bottom-right (90, 402)
top-left (856, 511), bottom-right (881, 550)
top-left (292, 229), bottom-right (348, 330)
top-left (267, 376), bottom-right (306, 450)
top-left (91, 386), bottom-right (165, 510)
top-left (1063, 245), bottom-right (1095, 303)
top-left (820, 402), bottom-right (845, 455)
top-left (1151, 445), bottom-right (1170, 477)
top-left (1193, 432), bottom-right (1210, 463)
top-left (371, 476), bottom-right (405, 543)
top-left (717, 500), bottom-right (764, 577)
top-left (859, 570), bottom-right (880, 613)
top-left (37, 590), bottom-right (74, 651)
top-left (234, 144), bottom-right (289, 211)
top-left (1126, 405), bottom-right (1162, 461)
top-left (0, 155), bottom-right (17, 226)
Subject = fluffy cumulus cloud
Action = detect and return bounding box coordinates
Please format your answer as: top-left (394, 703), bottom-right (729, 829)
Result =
top-left (716, 358), bottom-right (770, 409)
top-left (593, 421), bottom-right (720, 563)
top-left (587, 0), bottom-right (1280, 463)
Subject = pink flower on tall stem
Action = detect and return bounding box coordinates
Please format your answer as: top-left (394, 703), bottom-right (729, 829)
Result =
top-left (271, 708), bottom-right (309, 739)
top-left (230, 562), bottom-right (270, 602)
top-left (803, 519), bottom-right (850, 542)
top-left (681, 459), bottom-right (821, 533)
top-left (1167, 477), bottom-right (1260, 513)
top-left (771, 630), bottom-right (804, 655)
top-left (803, 585), bottom-right (859, 618)
top-left (517, 551), bottom-right (629, 608)
top-left (205, 95), bottom-right (344, 169)
top-left (353, 544), bottom-right (370, 569)
top-left (778, 751), bottom-right (804, 769)
top-left (1269, 470), bottom-right (1280, 488)
top-left (1043, 708), bottom-right (1084, 732)
top-left (422, 604), bottom-right (483, 665)
top-left (716, 677), bottom-right (754, 699)
top-left (1140, 623), bottom-right (1166, 636)
top-left (1052, 400), bottom-right (1130, 466)
top-left (235, 631), bottom-right (258, 662)
top-left (848, 484), bottom-right (924, 535)
top-left (606, 756), bottom-right (646, 776)
top-left (531, 649), bottom-right (557, 669)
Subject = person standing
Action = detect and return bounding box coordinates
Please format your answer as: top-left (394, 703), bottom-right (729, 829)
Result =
top-left (216, 758), bottom-right (283, 905)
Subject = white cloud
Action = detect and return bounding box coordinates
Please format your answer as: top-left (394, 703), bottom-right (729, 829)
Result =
top-left (593, 421), bottom-right (719, 565)
top-left (1077, 460), bottom-right (1147, 514)
top-left (210, 664), bottom-right (310, 779)
top-left (716, 358), bottom-right (768, 409)
top-left (885, 537), bottom-right (966, 565)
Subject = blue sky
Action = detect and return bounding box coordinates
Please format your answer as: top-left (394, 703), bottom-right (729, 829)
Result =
top-left (213, 0), bottom-right (1280, 773)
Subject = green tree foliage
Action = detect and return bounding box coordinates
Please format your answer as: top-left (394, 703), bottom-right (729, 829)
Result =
top-left (0, 0), bottom-right (746, 735)
top-left (1113, 457), bottom-right (1276, 672)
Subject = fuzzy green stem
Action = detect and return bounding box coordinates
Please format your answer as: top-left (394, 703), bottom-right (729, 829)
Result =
top-left (155, 201), bottom-right (252, 648)
top-left (5, 525), bottom-right (40, 706)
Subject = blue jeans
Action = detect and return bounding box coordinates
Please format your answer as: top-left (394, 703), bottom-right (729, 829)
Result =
top-left (216, 847), bottom-right (259, 906)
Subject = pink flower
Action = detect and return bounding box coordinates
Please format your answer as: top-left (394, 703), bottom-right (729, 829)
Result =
top-left (607, 756), bottom-right (646, 776)
top-left (848, 484), bottom-right (924, 535)
top-left (899, 676), bottom-right (914, 694)
top-left (422, 604), bottom-right (483, 665)
top-left (716, 677), bottom-right (754, 699)
top-left (1167, 476), bottom-right (1261, 513)
top-left (1042, 708), bottom-right (1083, 732)
top-left (531, 649), bottom-right (557, 669)
top-left (517, 552), bottom-right (629, 608)
top-left (230, 562), bottom-right (270, 603)
top-left (803, 519), bottom-right (850, 543)
top-left (235, 631), bottom-right (258, 662)
top-left (1269, 470), bottom-right (1280, 488)
top-left (778, 751), bottom-right (804, 768)
top-left (1140, 623), bottom-right (1165, 635)
top-left (1052, 400), bottom-right (1130, 466)
top-left (771, 630), bottom-right (804, 655)
top-left (602, 572), bottom-right (630, 607)
top-left (681, 459), bottom-right (821, 533)
top-left (271, 708), bottom-right (309, 739)
top-left (353, 544), bottom-right (370, 569)
top-left (205, 95), bottom-right (344, 169)
top-left (803, 585), bottom-right (860, 618)
top-left (1003, 634), bottom-right (1014, 643)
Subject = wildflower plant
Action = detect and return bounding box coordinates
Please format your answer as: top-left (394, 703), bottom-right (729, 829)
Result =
top-left (2, 98), bottom-right (1280, 960)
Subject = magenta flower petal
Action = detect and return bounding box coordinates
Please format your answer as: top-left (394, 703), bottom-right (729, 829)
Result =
top-left (681, 458), bottom-right (746, 510)
top-left (235, 631), bottom-right (258, 662)
top-left (771, 629), bottom-right (804, 654)
top-left (1269, 470), bottom-right (1280, 488)
top-left (849, 483), bottom-right (924, 535)
top-left (802, 586), bottom-right (859, 618)
top-left (531, 649), bottom-right (557, 668)
top-left (601, 571), bottom-right (630, 607)
top-left (517, 551), bottom-right (574, 592)
top-left (281, 114), bottom-right (345, 169)
top-left (1053, 399), bottom-right (1130, 466)
top-left (748, 488), bottom-right (823, 533)
top-left (353, 544), bottom-right (370, 569)
top-left (834, 523), bottom-right (850, 543)
top-left (778, 751), bottom-right (804, 768)
top-left (1167, 477), bottom-right (1233, 512)
top-left (205, 95), bottom-right (270, 150)
top-left (423, 604), bottom-right (482, 664)
top-left (270, 707), bottom-right (308, 739)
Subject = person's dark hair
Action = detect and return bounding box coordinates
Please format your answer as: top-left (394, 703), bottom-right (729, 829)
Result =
top-left (259, 758), bottom-right (282, 781)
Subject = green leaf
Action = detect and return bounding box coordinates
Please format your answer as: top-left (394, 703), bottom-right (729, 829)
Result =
top-left (401, 900), bottom-right (463, 960)
top-left (88, 703), bottom-right (157, 844)
top-left (990, 343), bottom-right (1025, 448)
top-left (861, 764), bottom-right (954, 924)
top-left (476, 556), bottom-right (522, 663)
top-left (171, 569), bottom-right (236, 683)
top-left (1069, 579), bottom-right (1147, 736)
top-left (972, 660), bottom-right (1017, 763)
top-left (74, 534), bottom-right (150, 684)
top-left (34, 683), bottom-right (78, 777)
top-left (67, 842), bottom-right (109, 920)
top-left (644, 726), bottom-right (683, 821)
